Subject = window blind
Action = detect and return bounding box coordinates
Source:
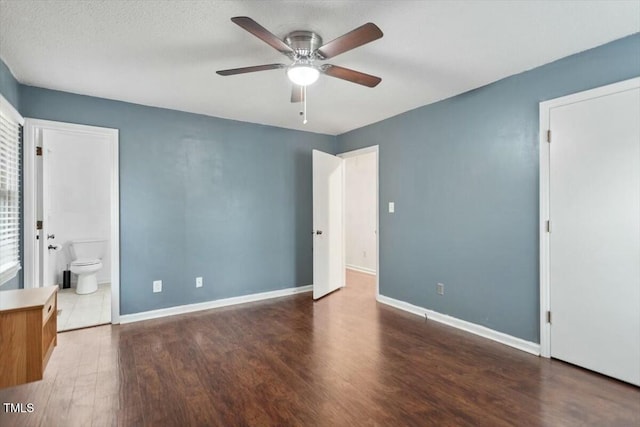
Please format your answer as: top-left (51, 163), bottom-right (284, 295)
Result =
top-left (0, 106), bottom-right (21, 284)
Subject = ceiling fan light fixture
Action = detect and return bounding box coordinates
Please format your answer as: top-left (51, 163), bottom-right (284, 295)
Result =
top-left (287, 64), bottom-right (320, 86)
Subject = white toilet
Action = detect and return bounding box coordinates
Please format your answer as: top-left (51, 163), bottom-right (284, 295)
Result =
top-left (69, 239), bottom-right (106, 295)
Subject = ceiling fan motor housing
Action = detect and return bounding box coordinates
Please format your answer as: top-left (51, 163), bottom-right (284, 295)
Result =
top-left (284, 31), bottom-right (323, 59)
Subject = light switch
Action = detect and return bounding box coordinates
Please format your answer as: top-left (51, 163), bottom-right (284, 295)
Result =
top-left (388, 202), bottom-right (395, 213)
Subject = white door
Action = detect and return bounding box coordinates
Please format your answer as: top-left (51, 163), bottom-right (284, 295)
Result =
top-left (549, 86), bottom-right (640, 385)
top-left (312, 150), bottom-right (345, 299)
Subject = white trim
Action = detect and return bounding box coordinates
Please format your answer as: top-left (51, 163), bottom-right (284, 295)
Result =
top-left (377, 294), bottom-right (541, 356)
top-left (337, 145), bottom-right (380, 299)
top-left (346, 264), bottom-right (376, 275)
top-left (539, 97), bottom-right (551, 358)
top-left (24, 119), bottom-right (119, 137)
top-left (0, 94), bottom-right (24, 125)
top-left (110, 129), bottom-right (120, 324)
top-left (0, 263), bottom-right (21, 286)
top-left (23, 122), bottom-right (36, 289)
top-left (538, 77), bottom-right (640, 358)
top-left (120, 285), bottom-right (313, 324)
top-left (341, 155), bottom-right (346, 289)
top-left (542, 77), bottom-right (640, 109)
top-left (23, 119), bottom-right (120, 323)
top-left (338, 145), bottom-right (378, 158)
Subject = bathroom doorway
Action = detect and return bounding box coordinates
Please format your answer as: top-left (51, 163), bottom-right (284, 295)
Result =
top-left (24, 119), bottom-right (120, 330)
top-left (338, 146), bottom-right (379, 299)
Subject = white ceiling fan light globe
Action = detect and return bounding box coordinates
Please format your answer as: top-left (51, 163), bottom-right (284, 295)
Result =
top-left (287, 65), bottom-right (320, 86)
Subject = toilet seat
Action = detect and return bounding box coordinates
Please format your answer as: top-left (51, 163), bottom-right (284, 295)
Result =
top-left (71, 258), bottom-right (101, 267)
top-left (69, 239), bottom-right (106, 295)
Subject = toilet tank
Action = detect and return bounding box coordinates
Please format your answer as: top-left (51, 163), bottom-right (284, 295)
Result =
top-left (70, 239), bottom-right (107, 260)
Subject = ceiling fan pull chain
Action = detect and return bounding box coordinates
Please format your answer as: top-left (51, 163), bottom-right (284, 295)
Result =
top-left (303, 85), bottom-right (308, 124)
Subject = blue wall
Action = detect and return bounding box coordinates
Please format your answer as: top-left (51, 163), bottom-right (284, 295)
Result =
top-left (0, 59), bottom-right (20, 110)
top-left (0, 59), bottom-right (22, 290)
top-left (338, 33), bottom-right (640, 343)
top-left (19, 87), bottom-right (336, 314)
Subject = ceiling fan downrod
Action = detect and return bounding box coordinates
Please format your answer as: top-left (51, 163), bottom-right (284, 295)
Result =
top-left (303, 85), bottom-right (308, 124)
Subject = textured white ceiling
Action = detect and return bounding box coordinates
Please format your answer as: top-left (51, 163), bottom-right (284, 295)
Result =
top-left (1, 1), bottom-right (638, 135)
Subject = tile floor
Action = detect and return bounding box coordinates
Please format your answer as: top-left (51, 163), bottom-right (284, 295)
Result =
top-left (57, 283), bottom-right (111, 332)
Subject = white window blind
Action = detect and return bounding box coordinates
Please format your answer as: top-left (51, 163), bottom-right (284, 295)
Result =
top-left (0, 105), bottom-right (21, 285)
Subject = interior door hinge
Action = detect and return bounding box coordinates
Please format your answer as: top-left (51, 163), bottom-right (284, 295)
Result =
top-left (546, 310), bottom-right (552, 324)
top-left (546, 130), bottom-right (551, 143)
top-left (36, 220), bottom-right (43, 230)
top-left (36, 146), bottom-right (42, 156)
top-left (546, 220), bottom-right (551, 233)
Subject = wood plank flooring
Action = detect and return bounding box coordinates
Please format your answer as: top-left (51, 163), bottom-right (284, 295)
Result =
top-left (1, 270), bottom-right (638, 426)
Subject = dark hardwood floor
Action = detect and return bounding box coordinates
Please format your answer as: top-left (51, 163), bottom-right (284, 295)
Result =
top-left (1, 270), bottom-right (638, 426)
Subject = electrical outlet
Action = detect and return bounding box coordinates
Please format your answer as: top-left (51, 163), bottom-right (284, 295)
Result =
top-left (437, 283), bottom-right (444, 295)
top-left (363, 251), bottom-right (367, 258)
top-left (388, 202), bottom-right (395, 213)
top-left (153, 280), bottom-right (162, 293)
top-left (196, 277), bottom-right (203, 288)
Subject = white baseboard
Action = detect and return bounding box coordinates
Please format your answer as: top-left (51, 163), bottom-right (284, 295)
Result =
top-left (376, 294), bottom-right (540, 356)
top-left (346, 264), bottom-right (376, 275)
top-left (120, 285), bottom-right (313, 324)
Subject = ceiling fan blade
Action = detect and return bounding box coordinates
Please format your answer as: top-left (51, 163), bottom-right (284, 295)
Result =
top-left (231, 17), bottom-right (294, 55)
top-left (316, 23), bottom-right (383, 59)
top-left (291, 85), bottom-right (305, 103)
top-left (216, 63), bottom-right (286, 76)
top-left (321, 64), bottom-right (381, 87)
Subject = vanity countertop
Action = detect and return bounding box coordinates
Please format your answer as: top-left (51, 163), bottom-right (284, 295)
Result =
top-left (0, 285), bottom-right (58, 313)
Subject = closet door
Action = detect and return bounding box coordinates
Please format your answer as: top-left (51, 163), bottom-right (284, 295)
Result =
top-left (549, 85), bottom-right (640, 385)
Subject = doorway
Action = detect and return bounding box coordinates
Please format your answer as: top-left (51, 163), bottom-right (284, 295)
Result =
top-left (311, 146), bottom-right (379, 300)
top-left (539, 77), bottom-right (640, 385)
top-left (24, 119), bottom-right (120, 328)
top-left (339, 147), bottom-right (378, 298)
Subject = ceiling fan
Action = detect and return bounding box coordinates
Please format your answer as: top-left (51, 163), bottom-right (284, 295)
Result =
top-left (216, 17), bottom-right (383, 105)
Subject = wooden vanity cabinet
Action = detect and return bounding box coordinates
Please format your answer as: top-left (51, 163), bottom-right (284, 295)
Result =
top-left (0, 286), bottom-right (58, 388)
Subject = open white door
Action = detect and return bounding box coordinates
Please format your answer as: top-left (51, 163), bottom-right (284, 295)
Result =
top-left (312, 149), bottom-right (345, 300)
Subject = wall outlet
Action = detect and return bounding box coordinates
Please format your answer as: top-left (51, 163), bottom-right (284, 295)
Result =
top-left (153, 280), bottom-right (162, 293)
top-left (437, 283), bottom-right (444, 295)
top-left (363, 251), bottom-right (367, 258)
top-left (196, 277), bottom-right (203, 288)
top-left (388, 202), bottom-right (395, 213)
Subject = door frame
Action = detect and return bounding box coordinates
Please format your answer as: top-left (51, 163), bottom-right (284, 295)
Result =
top-left (24, 119), bottom-right (121, 324)
top-left (538, 77), bottom-right (640, 358)
top-left (337, 145), bottom-right (380, 298)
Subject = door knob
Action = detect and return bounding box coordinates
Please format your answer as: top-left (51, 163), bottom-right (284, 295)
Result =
top-left (47, 245), bottom-right (59, 250)
top-left (47, 234), bottom-right (55, 240)
top-left (315, 230), bottom-right (323, 235)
